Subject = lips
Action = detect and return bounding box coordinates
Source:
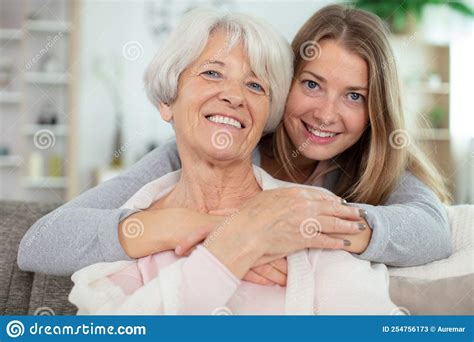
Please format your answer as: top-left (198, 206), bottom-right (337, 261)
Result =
top-left (205, 114), bottom-right (246, 129)
top-left (303, 122), bottom-right (339, 137)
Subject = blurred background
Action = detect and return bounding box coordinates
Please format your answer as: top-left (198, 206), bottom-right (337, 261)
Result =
top-left (0, 0), bottom-right (472, 204)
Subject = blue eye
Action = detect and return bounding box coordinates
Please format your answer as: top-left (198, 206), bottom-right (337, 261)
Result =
top-left (348, 92), bottom-right (364, 102)
top-left (201, 70), bottom-right (221, 79)
top-left (303, 80), bottom-right (320, 90)
top-left (248, 82), bottom-right (265, 93)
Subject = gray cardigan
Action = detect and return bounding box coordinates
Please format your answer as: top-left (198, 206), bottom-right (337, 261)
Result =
top-left (17, 141), bottom-right (452, 276)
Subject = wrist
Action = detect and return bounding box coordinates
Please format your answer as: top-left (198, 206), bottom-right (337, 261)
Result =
top-left (204, 229), bottom-right (263, 279)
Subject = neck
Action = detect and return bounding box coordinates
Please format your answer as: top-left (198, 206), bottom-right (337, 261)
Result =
top-left (162, 148), bottom-right (261, 213)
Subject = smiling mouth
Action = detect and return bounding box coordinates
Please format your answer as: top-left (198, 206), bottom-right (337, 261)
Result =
top-left (205, 114), bottom-right (245, 129)
top-left (303, 122), bottom-right (340, 138)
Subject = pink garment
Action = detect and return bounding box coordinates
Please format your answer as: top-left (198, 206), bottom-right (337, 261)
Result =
top-left (108, 246), bottom-right (286, 315)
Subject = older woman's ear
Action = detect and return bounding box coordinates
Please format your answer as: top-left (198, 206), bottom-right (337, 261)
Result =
top-left (158, 102), bottom-right (173, 122)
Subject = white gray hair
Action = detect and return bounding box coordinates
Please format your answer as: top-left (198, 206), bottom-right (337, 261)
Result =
top-left (144, 7), bottom-right (293, 133)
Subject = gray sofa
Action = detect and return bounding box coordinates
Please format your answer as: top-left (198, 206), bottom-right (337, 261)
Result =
top-left (0, 201), bottom-right (76, 315)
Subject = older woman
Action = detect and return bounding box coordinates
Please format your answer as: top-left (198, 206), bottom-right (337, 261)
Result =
top-left (68, 8), bottom-right (400, 315)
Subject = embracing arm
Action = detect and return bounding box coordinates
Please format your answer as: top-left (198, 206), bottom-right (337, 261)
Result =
top-left (17, 141), bottom-right (181, 275)
top-left (353, 171), bottom-right (452, 266)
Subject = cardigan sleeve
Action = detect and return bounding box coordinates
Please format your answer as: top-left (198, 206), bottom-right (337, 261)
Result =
top-left (351, 171), bottom-right (452, 266)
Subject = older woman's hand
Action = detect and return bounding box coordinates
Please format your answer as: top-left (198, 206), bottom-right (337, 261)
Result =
top-left (203, 187), bottom-right (367, 279)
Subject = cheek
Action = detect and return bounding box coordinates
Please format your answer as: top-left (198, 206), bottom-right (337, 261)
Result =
top-left (342, 109), bottom-right (369, 137)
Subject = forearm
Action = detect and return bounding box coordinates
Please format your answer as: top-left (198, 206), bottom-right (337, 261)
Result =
top-left (18, 141), bottom-right (181, 274)
top-left (353, 201), bottom-right (450, 266)
top-left (118, 208), bottom-right (221, 259)
top-left (18, 207), bottom-right (136, 275)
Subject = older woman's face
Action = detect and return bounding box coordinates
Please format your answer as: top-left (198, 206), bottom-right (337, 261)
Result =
top-left (160, 30), bottom-right (270, 163)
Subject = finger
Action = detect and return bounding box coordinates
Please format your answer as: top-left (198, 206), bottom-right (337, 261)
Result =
top-left (253, 253), bottom-right (287, 267)
top-left (310, 215), bottom-right (367, 235)
top-left (305, 232), bottom-right (352, 250)
top-left (243, 269), bottom-right (275, 286)
top-left (252, 265), bottom-right (286, 286)
top-left (318, 201), bottom-right (363, 221)
top-left (270, 258), bottom-right (288, 275)
top-left (175, 230), bottom-right (208, 256)
top-left (278, 187), bottom-right (341, 203)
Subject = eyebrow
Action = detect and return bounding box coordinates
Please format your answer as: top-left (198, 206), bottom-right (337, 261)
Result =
top-left (203, 59), bottom-right (225, 67)
top-left (201, 59), bottom-right (260, 79)
top-left (301, 70), bottom-right (368, 91)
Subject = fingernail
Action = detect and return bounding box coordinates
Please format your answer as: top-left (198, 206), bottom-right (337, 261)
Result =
top-left (358, 223), bottom-right (367, 230)
top-left (359, 209), bottom-right (367, 219)
top-left (344, 239), bottom-right (351, 246)
top-left (175, 246), bottom-right (182, 255)
top-left (340, 198), bottom-right (348, 205)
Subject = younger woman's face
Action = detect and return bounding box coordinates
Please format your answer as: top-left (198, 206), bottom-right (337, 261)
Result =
top-left (284, 39), bottom-right (369, 161)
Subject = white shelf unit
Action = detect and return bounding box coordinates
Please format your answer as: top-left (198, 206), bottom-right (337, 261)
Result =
top-left (0, 28), bottom-right (22, 41)
top-left (391, 35), bottom-right (454, 195)
top-left (0, 155), bottom-right (23, 167)
top-left (25, 20), bottom-right (71, 33)
top-left (0, 0), bottom-right (78, 202)
top-left (24, 72), bottom-right (70, 85)
top-left (0, 91), bottom-right (22, 104)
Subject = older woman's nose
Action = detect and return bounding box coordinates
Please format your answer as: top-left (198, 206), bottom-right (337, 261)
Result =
top-left (218, 82), bottom-right (245, 108)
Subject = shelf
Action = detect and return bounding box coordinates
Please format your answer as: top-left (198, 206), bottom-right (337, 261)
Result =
top-left (0, 155), bottom-right (22, 167)
top-left (23, 124), bottom-right (68, 136)
top-left (0, 28), bottom-right (22, 41)
top-left (24, 176), bottom-right (67, 188)
top-left (25, 20), bottom-right (71, 33)
top-left (416, 128), bottom-right (450, 141)
top-left (406, 82), bottom-right (450, 95)
top-left (0, 91), bottom-right (22, 104)
top-left (25, 72), bottom-right (69, 85)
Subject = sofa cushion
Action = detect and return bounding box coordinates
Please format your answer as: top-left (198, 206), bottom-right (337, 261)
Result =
top-left (0, 200), bottom-right (76, 315)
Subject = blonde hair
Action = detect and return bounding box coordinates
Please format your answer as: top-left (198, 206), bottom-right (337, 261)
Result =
top-left (144, 7), bottom-right (293, 134)
top-left (273, 4), bottom-right (451, 204)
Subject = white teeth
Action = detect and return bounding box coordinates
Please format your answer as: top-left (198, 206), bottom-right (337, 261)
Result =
top-left (207, 115), bottom-right (242, 129)
top-left (306, 124), bottom-right (337, 138)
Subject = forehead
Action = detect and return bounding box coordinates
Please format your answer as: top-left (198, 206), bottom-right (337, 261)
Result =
top-left (300, 39), bottom-right (368, 86)
top-left (196, 30), bottom-right (246, 63)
